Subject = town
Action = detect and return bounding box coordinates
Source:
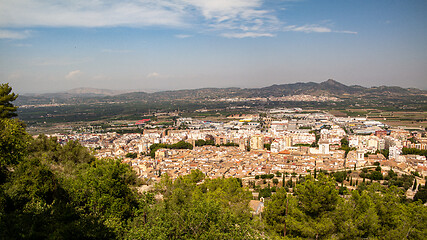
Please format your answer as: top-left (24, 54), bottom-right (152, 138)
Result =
top-left (47, 108), bottom-right (426, 192)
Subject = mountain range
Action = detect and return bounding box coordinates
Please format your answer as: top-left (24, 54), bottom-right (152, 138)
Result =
top-left (16, 79), bottom-right (427, 105)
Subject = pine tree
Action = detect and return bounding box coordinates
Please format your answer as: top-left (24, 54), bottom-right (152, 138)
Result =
top-left (282, 173), bottom-right (285, 187)
top-left (0, 83), bottom-right (18, 118)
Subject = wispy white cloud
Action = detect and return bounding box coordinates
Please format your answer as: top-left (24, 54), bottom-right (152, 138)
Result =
top-left (0, 1), bottom-right (356, 38)
top-left (175, 34), bottom-right (192, 38)
top-left (221, 32), bottom-right (274, 38)
top-left (147, 72), bottom-right (160, 78)
top-left (284, 24), bottom-right (332, 33)
top-left (0, 0), bottom-right (280, 38)
top-left (187, 0), bottom-right (280, 37)
top-left (0, 0), bottom-right (186, 28)
top-left (65, 70), bottom-right (82, 79)
top-left (338, 30), bottom-right (357, 34)
top-left (283, 24), bottom-right (357, 34)
top-left (0, 29), bottom-right (31, 39)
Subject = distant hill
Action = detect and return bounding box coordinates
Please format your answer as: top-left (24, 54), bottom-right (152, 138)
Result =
top-left (16, 79), bottom-right (427, 106)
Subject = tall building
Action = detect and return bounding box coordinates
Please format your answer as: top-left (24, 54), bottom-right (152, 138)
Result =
top-left (319, 139), bottom-right (330, 155)
top-left (250, 135), bottom-right (264, 150)
top-left (271, 136), bottom-right (293, 153)
top-left (389, 146), bottom-right (402, 160)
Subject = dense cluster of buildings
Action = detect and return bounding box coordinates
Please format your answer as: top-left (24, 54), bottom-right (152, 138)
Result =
top-left (49, 110), bottom-right (427, 183)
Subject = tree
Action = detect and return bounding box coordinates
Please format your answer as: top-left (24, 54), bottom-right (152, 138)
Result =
top-left (57, 140), bottom-right (95, 164)
top-left (64, 159), bottom-right (139, 235)
top-left (133, 171), bottom-right (258, 239)
top-left (0, 118), bottom-right (30, 167)
top-left (370, 171), bottom-right (383, 181)
top-left (125, 152), bottom-right (138, 159)
top-left (0, 83), bottom-right (18, 119)
top-left (333, 171), bottom-right (347, 183)
top-left (295, 174), bottom-right (339, 217)
top-left (0, 157), bottom-right (115, 239)
top-left (414, 185), bottom-right (427, 203)
top-left (264, 188), bottom-right (288, 235)
top-left (259, 187), bottom-right (272, 199)
top-left (340, 137), bottom-right (349, 147)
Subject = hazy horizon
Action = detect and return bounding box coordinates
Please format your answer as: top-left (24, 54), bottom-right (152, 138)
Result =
top-left (1, 0), bottom-right (426, 94)
top-left (18, 78), bottom-right (427, 96)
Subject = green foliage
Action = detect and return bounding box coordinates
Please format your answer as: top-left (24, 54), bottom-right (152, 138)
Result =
top-left (264, 143), bottom-right (271, 150)
top-left (149, 141), bottom-right (193, 158)
top-left (338, 186), bottom-right (348, 195)
top-left (264, 188), bottom-right (288, 234)
top-left (375, 149), bottom-right (390, 159)
top-left (340, 137), bottom-right (349, 147)
top-left (4, 158), bottom-right (61, 210)
top-left (0, 156), bottom-right (114, 239)
top-left (370, 170), bottom-right (383, 180)
top-left (340, 145), bottom-right (356, 158)
top-left (258, 173), bottom-right (274, 179)
top-left (64, 159), bottom-right (139, 234)
top-left (385, 169), bottom-right (397, 179)
top-left (264, 177), bottom-right (427, 239)
top-left (293, 143), bottom-right (311, 147)
top-left (221, 142), bottom-right (239, 147)
top-left (0, 83), bottom-right (18, 119)
top-left (333, 171), bottom-right (347, 183)
top-left (59, 140), bottom-right (96, 164)
top-left (402, 147), bottom-right (427, 157)
top-left (295, 174), bottom-right (339, 217)
top-left (412, 171), bottom-right (421, 177)
top-left (387, 174), bottom-right (414, 190)
top-left (194, 139), bottom-right (206, 146)
top-left (125, 152), bottom-right (138, 159)
top-left (414, 185), bottom-right (427, 203)
top-left (259, 187), bottom-right (272, 199)
top-left (0, 118), bottom-right (30, 167)
top-left (130, 170), bottom-right (260, 239)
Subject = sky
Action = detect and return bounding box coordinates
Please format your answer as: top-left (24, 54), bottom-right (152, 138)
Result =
top-left (0, 0), bottom-right (426, 93)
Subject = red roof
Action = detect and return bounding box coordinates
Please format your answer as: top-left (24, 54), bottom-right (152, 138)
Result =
top-left (135, 119), bottom-right (151, 125)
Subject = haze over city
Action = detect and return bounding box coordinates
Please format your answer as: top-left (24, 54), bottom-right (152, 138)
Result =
top-left (1, 0), bottom-right (426, 93)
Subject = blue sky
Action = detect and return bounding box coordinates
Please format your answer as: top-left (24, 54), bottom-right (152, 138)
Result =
top-left (0, 0), bottom-right (426, 93)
